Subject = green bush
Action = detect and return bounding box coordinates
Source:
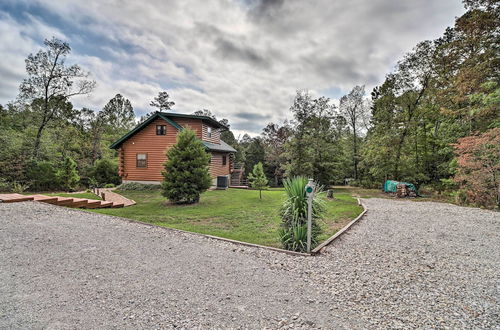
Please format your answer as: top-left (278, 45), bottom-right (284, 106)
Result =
top-left (91, 158), bottom-right (121, 187)
top-left (117, 182), bottom-right (161, 191)
top-left (104, 183), bottom-right (115, 188)
top-left (0, 178), bottom-right (10, 192)
top-left (456, 189), bottom-right (468, 205)
top-left (278, 221), bottom-right (310, 252)
top-left (57, 156), bottom-right (80, 191)
top-left (248, 162), bottom-right (268, 199)
top-left (12, 181), bottom-right (29, 194)
top-left (279, 176), bottom-right (325, 252)
top-left (438, 178), bottom-right (459, 193)
top-left (161, 128), bottom-right (212, 204)
top-left (26, 160), bottom-right (59, 191)
top-left (349, 179), bottom-right (359, 187)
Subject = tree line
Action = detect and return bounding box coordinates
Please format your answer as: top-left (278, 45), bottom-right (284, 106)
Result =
top-left (221, 0), bottom-right (499, 208)
top-left (0, 0), bottom-right (497, 207)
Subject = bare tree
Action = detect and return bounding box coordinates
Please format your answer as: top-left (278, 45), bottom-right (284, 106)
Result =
top-left (339, 85), bottom-right (370, 180)
top-left (19, 37), bottom-right (95, 158)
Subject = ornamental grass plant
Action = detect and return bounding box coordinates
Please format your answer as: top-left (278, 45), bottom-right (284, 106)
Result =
top-left (279, 176), bottom-right (325, 252)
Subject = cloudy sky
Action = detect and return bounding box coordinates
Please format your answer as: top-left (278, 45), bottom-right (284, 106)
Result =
top-left (0, 0), bottom-right (464, 136)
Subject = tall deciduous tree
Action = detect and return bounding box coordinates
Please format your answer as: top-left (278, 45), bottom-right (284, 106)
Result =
top-left (364, 40), bottom-right (437, 183)
top-left (339, 85), bottom-right (370, 180)
top-left (19, 37), bottom-right (95, 158)
top-left (285, 90), bottom-right (344, 186)
top-left (243, 137), bottom-right (266, 178)
top-left (101, 94), bottom-right (135, 131)
top-left (82, 94), bottom-right (135, 164)
top-left (262, 122), bottom-right (292, 186)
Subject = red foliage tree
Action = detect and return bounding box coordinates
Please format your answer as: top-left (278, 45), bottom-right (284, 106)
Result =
top-left (453, 128), bottom-right (499, 208)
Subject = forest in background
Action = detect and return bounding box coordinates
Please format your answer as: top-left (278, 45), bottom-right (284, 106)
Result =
top-left (0, 0), bottom-right (498, 208)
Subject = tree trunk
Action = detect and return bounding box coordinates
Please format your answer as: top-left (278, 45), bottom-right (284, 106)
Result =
top-left (91, 131), bottom-right (102, 165)
top-left (259, 189), bottom-right (262, 199)
top-left (393, 83), bottom-right (427, 179)
top-left (394, 126), bottom-right (409, 180)
top-left (33, 124), bottom-right (45, 159)
top-left (353, 125), bottom-right (358, 180)
top-left (415, 128), bottom-right (419, 170)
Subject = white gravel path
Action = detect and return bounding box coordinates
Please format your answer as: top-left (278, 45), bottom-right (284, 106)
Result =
top-left (0, 199), bottom-right (498, 329)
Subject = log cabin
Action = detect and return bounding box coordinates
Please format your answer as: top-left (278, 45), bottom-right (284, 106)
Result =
top-left (110, 111), bottom-right (237, 188)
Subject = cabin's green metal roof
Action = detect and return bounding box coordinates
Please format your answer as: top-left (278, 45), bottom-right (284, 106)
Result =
top-left (159, 112), bottom-right (228, 129)
top-left (158, 113), bottom-right (184, 130)
top-left (109, 112), bottom-right (183, 149)
top-left (202, 140), bottom-right (237, 153)
top-left (109, 111), bottom-right (234, 151)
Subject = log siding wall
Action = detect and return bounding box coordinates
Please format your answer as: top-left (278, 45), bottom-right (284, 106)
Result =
top-left (202, 123), bottom-right (220, 144)
top-left (209, 152), bottom-right (231, 177)
top-left (173, 118), bottom-right (203, 138)
top-left (120, 118), bottom-right (177, 182)
top-left (118, 117), bottom-right (230, 182)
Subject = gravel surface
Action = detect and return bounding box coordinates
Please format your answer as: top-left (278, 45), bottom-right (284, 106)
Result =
top-left (0, 199), bottom-right (498, 329)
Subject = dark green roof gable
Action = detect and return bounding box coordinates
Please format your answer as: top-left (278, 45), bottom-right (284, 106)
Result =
top-left (109, 112), bottom-right (182, 149)
top-left (109, 111), bottom-right (232, 150)
top-left (159, 112), bottom-right (228, 129)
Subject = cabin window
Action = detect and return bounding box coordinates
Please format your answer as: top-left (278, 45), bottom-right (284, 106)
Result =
top-left (156, 125), bottom-right (166, 135)
top-left (207, 126), bottom-right (212, 138)
top-left (136, 153), bottom-right (147, 168)
top-left (222, 155), bottom-right (227, 166)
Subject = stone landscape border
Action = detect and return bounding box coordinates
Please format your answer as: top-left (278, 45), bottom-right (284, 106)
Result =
top-left (83, 197), bottom-right (367, 256)
top-left (74, 207), bottom-right (311, 257)
top-left (311, 198), bottom-right (368, 254)
top-left (21, 196), bottom-right (367, 257)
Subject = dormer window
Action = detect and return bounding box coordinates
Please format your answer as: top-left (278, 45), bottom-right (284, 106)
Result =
top-left (207, 126), bottom-right (212, 138)
top-left (156, 125), bottom-right (166, 135)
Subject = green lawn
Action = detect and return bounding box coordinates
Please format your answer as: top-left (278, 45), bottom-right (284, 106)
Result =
top-left (46, 192), bottom-right (102, 200)
top-left (90, 188), bottom-right (362, 248)
top-left (22, 191), bottom-right (102, 200)
top-left (339, 185), bottom-right (459, 204)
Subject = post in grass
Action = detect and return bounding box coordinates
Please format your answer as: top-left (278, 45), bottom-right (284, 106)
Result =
top-left (305, 178), bottom-right (315, 253)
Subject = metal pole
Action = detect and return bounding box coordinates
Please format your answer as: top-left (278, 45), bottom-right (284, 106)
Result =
top-left (306, 179), bottom-right (313, 253)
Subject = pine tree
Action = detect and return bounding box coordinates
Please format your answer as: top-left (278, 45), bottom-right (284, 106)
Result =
top-left (150, 91), bottom-right (175, 112)
top-left (248, 162), bottom-right (268, 199)
top-left (58, 156), bottom-right (80, 191)
top-left (161, 128), bottom-right (212, 204)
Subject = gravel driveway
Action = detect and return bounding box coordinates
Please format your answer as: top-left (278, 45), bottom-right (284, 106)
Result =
top-left (0, 199), bottom-right (498, 329)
